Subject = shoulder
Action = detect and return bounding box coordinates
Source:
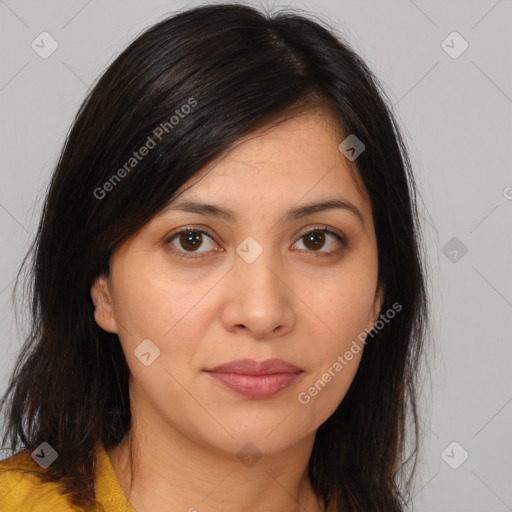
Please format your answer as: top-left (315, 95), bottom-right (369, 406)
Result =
top-left (0, 450), bottom-right (74, 511)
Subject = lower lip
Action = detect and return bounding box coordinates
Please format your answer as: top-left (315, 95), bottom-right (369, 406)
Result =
top-left (205, 371), bottom-right (302, 399)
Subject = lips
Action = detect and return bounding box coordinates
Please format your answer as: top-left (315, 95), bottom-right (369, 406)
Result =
top-left (205, 358), bottom-right (302, 375)
top-left (204, 358), bottom-right (303, 399)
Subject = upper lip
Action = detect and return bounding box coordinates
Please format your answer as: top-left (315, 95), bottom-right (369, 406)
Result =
top-left (205, 358), bottom-right (303, 375)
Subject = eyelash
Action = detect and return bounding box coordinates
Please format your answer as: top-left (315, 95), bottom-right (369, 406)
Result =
top-left (164, 225), bottom-right (346, 260)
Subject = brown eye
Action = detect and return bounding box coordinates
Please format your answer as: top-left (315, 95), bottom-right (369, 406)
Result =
top-left (292, 227), bottom-right (346, 256)
top-left (178, 230), bottom-right (203, 251)
top-left (165, 227), bottom-right (218, 258)
top-left (302, 230), bottom-right (326, 251)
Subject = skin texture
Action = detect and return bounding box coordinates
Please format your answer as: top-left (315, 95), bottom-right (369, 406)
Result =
top-left (91, 105), bottom-right (383, 512)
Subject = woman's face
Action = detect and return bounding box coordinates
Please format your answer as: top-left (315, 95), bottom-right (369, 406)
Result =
top-left (91, 105), bottom-right (383, 457)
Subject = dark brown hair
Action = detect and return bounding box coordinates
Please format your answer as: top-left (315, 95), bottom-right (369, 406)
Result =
top-left (0, 4), bottom-right (429, 511)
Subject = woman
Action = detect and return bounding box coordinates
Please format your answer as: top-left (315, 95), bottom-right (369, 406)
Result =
top-left (0, 4), bottom-right (429, 511)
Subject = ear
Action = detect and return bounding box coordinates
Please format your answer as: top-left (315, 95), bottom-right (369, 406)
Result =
top-left (367, 283), bottom-right (385, 331)
top-left (90, 274), bottom-right (118, 333)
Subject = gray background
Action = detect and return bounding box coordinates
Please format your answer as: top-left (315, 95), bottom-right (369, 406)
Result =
top-left (0, 1), bottom-right (511, 510)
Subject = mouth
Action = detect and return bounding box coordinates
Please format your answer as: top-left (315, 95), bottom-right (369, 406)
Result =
top-left (203, 358), bottom-right (303, 399)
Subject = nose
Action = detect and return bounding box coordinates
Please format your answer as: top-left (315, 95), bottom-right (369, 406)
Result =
top-left (220, 243), bottom-right (295, 339)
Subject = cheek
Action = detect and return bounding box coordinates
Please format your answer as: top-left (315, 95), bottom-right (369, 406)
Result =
top-left (109, 253), bottom-right (194, 339)
top-left (109, 254), bottom-right (216, 374)
top-left (297, 258), bottom-right (377, 410)
top-left (112, 275), bottom-right (169, 339)
top-left (311, 260), bottom-right (378, 343)
top-left (309, 283), bottom-right (370, 382)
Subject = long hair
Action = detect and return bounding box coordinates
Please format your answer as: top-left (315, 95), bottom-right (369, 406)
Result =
top-left (0, 4), bottom-right (429, 511)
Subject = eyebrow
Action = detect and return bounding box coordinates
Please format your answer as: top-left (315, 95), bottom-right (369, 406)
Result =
top-left (165, 198), bottom-right (366, 228)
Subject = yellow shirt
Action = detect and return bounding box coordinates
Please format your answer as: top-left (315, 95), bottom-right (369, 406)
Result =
top-left (0, 442), bottom-right (135, 511)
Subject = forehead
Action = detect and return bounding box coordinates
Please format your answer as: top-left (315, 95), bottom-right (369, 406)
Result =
top-left (168, 107), bottom-right (370, 218)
